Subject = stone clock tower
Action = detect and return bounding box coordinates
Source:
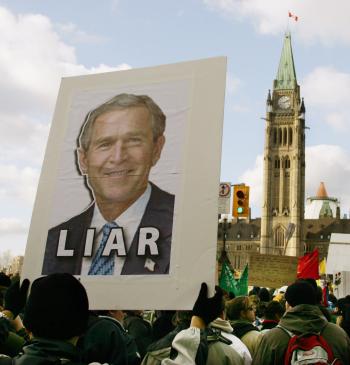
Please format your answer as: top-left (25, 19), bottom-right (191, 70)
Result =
top-left (260, 33), bottom-right (305, 257)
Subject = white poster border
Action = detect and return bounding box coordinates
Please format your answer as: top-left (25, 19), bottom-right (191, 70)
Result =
top-left (22, 57), bottom-right (227, 309)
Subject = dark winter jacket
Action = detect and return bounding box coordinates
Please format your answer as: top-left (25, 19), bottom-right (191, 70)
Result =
top-left (124, 314), bottom-right (153, 359)
top-left (99, 316), bottom-right (141, 365)
top-left (0, 337), bottom-right (84, 365)
top-left (0, 318), bottom-right (26, 357)
top-left (252, 304), bottom-right (350, 365)
top-left (229, 319), bottom-right (262, 357)
top-left (78, 314), bottom-right (127, 365)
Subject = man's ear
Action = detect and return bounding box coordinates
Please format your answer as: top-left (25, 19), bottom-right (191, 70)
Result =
top-left (77, 148), bottom-right (88, 175)
top-left (152, 135), bottom-right (165, 166)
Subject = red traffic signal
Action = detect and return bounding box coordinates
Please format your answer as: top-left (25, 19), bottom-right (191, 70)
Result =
top-left (233, 185), bottom-right (250, 218)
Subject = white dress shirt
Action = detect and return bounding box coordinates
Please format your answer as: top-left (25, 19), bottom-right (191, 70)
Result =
top-left (81, 184), bottom-right (151, 275)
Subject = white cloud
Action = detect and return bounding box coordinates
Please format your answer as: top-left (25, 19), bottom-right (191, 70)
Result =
top-left (0, 218), bottom-right (27, 234)
top-left (0, 6), bottom-right (131, 115)
top-left (238, 154), bottom-right (263, 214)
top-left (203, 0), bottom-right (350, 44)
top-left (302, 67), bottom-right (350, 132)
top-left (305, 145), bottom-right (350, 214)
top-left (303, 67), bottom-right (350, 107)
top-left (0, 113), bottom-right (49, 165)
top-left (0, 164), bottom-right (40, 205)
top-left (238, 145), bottom-right (350, 217)
top-left (0, 5), bottom-right (132, 256)
top-left (325, 113), bottom-right (347, 132)
top-left (0, 5), bottom-right (131, 205)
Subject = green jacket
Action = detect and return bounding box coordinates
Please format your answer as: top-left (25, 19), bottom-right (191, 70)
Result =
top-left (252, 304), bottom-right (350, 365)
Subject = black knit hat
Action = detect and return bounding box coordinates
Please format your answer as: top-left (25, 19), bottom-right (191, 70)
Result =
top-left (0, 273), bottom-right (11, 288)
top-left (23, 273), bottom-right (89, 340)
top-left (285, 281), bottom-right (317, 307)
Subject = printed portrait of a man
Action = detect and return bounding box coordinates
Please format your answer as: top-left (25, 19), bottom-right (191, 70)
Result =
top-left (42, 93), bottom-right (174, 275)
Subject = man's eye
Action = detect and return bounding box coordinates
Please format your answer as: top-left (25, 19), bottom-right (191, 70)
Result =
top-left (128, 137), bottom-right (142, 144)
top-left (97, 141), bottom-right (111, 149)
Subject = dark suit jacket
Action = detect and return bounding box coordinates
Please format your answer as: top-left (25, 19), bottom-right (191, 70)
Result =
top-left (42, 183), bottom-right (174, 275)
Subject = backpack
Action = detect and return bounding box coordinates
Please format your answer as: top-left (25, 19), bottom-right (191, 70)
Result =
top-left (141, 328), bottom-right (232, 365)
top-left (278, 325), bottom-right (343, 365)
top-left (141, 346), bottom-right (172, 365)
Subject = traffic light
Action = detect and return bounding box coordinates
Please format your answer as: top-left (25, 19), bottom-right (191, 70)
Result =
top-left (233, 185), bottom-right (250, 218)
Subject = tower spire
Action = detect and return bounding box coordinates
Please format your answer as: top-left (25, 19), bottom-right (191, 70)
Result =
top-left (274, 32), bottom-right (297, 90)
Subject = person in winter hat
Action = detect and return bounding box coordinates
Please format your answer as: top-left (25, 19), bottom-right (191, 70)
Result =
top-left (252, 280), bottom-right (350, 365)
top-left (0, 273), bottom-right (106, 365)
top-left (225, 296), bottom-right (262, 358)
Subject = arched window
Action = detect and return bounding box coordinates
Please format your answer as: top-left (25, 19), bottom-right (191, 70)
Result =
top-left (275, 226), bottom-right (285, 248)
top-left (283, 128), bottom-right (287, 145)
top-left (289, 127), bottom-right (293, 145)
top-left (273, 128), bottom-right (277, 145)
top-left (274, 157), bottom-right (280, 169)
top-left (278, 128), bottom-right (282, 145)
top-left (284, 156), bottom-right (290, 169)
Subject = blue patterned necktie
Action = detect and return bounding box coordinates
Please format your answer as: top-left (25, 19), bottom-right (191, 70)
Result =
top-left (88, 222), bottom-right (118, 275)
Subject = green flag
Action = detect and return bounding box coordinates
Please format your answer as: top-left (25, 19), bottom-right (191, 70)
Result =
top-left (219, 262), bottom-right (249, 297)
top-left (219, 261), bottom-right (236, 294)
top-left (235, 264), bottom-right (248, 296)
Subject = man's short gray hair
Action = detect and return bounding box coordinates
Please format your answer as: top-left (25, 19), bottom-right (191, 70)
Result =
top-left (79, 93), bottom-right (166, 151)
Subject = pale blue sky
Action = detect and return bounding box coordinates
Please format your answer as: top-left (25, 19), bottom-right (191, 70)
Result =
top-left (0, 0), bottom-right (350, 256)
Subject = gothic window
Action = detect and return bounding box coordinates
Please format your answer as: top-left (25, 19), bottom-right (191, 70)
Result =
top-left (283, 128), bottom-right (287, 145)
top-left (284, 156), bottom-right (290, 169)
top-left (274, 157), bottom-right (280, 169)
top-left (275, 226), bottom-right (285, 248)
top-left (278, 128), bottom-right (282, 145)
top-left (289, 127), bottom-right (293, 145)
top-left (273, 128), bottom-right (277, 145)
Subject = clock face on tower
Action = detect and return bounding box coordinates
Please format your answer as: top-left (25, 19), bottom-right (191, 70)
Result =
top-left (277, 95), bottom-right (291, 109)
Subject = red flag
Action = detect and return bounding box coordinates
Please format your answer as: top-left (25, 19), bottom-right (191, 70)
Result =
top-left (288, 11), bottom-right (299, 21)
top-left (322, 286), bottom-right (328, 307)
top-left (297, 249), bottom-right (320, 279)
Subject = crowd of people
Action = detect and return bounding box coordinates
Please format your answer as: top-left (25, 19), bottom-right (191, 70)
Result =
top-left (0, 272), bottom-right (349, 364)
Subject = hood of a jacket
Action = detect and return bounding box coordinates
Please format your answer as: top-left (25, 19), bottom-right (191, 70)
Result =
top-left (229, 319), bottom-right (259, 339)
top-left (19, 337), bottom-right (81, 364)
top-left (279, 304), bottom-right (328, 334)
top-left (210, 318), bottom-right (233, 333)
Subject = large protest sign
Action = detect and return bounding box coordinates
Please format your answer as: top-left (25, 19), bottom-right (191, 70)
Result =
top-left (22, 57), bottom-right (227, 309)
top-left (248, 253), bottom-right (298, 288)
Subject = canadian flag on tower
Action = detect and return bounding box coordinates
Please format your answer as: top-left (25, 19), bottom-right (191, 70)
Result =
top-left (288, 11), bottom-right (299, 21)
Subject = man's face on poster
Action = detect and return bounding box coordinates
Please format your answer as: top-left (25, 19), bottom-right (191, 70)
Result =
top-left (78, 106), bottom-right (165, 208)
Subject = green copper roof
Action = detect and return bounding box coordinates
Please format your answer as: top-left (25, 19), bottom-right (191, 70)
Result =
top-left (274, 32), bottom-right (297, 90)
top-left (319, 201), bottom-right (333, 218)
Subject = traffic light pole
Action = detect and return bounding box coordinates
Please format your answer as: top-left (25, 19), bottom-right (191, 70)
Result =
top-left (219, 216), bottom-right (229, 264)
